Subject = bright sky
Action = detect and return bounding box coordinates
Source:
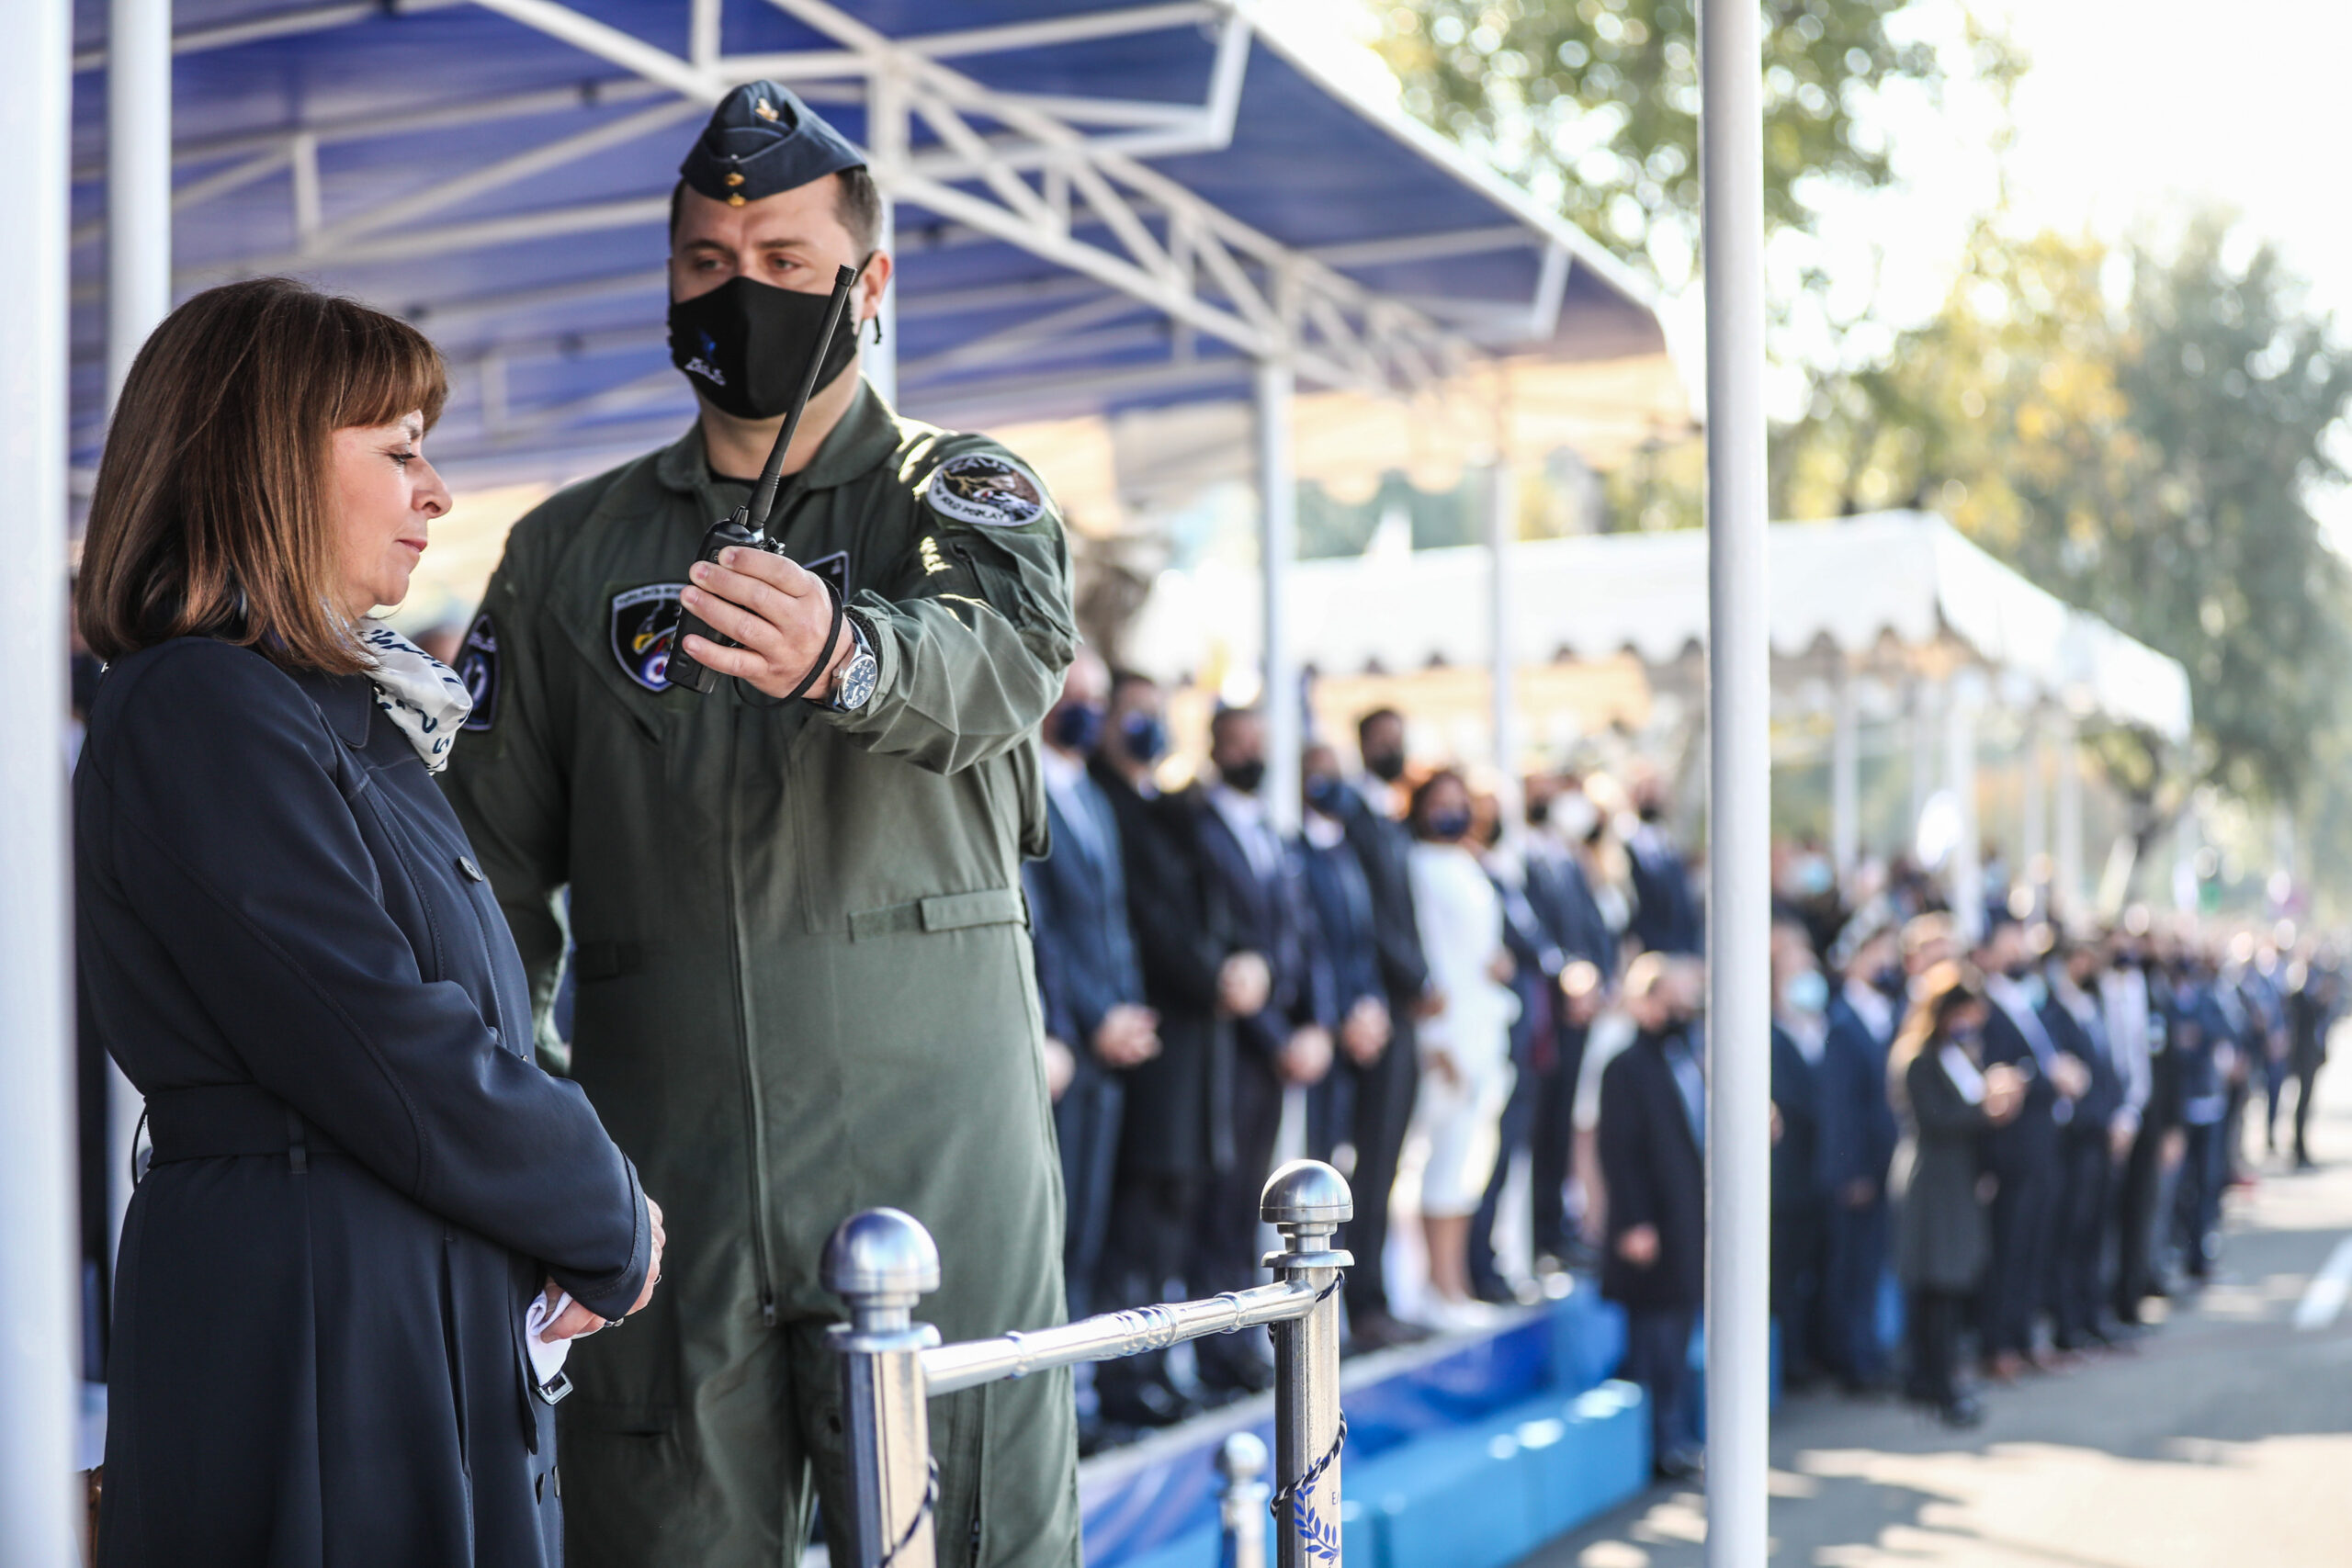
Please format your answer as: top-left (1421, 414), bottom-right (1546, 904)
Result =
top-left (1272, 0), bottom-right (2352, 523)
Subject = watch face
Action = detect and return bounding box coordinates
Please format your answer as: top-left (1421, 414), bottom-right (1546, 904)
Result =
top-left (837, 652), bottom-right (879, 710)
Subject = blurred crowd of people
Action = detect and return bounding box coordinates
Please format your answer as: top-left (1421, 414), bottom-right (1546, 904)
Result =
top-left (1023, 651), bottom-right (2347, 1473)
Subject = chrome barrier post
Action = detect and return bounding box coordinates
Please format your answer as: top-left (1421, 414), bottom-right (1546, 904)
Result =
top-left (1261, 1160), bottom-right (1351, 1567)
top-left (824, 1209), bottom-right (943, 1568)
top-left (1216, 1432), bottom-right (1271, 1568)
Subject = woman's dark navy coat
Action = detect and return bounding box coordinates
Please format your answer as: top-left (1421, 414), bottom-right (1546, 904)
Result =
top-left (76, 638), bottom-right (652, 1568)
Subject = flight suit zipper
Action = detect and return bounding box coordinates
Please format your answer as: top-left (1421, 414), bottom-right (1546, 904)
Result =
top-left (722, 703), bottom-right (782, 1327)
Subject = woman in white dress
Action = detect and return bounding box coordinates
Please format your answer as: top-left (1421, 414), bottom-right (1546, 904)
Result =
top-left (1406, 770), bottom-right (1520, 1317)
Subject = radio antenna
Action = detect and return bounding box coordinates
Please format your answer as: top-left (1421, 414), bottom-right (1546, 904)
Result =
top-left (747, 263), bottom-right (862, 539)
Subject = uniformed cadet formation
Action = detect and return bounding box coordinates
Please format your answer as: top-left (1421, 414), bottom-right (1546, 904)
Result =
top-left (57, 74), bottom-right (2352, 1568)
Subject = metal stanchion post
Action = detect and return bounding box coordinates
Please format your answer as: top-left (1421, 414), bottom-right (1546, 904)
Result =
top-left (1261, 1160), bottom-right (1351, 1567)
top-left (1216, 1432), bottom-right (1271, 1568)
top-left (824, 1208), bottom-right (943, 1568)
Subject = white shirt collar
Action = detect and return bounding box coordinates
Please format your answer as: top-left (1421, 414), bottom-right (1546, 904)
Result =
top-left (1040, 745), bottom-right (1087, 794)
top-left (1842, 976), bottom-right (1894, 1041)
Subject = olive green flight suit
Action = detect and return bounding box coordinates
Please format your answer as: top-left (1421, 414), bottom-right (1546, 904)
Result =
top-left (440, 381), bottom-right (1080, 1568)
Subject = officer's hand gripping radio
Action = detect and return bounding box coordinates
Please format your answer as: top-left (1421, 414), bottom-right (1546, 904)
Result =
top-left (663, 263), bottom-right (862, 698)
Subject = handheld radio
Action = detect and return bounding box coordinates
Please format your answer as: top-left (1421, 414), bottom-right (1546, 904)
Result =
top-left (662, 263), bottom-right (863, 697)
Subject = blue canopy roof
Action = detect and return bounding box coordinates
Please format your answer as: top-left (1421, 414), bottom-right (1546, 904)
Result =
top-left (68, 1), bottom-right (1665, 487)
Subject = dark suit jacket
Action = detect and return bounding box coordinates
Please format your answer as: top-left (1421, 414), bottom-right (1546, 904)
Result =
top-left (1897, 1041), bottom-right (1996, 1292)
top-left (1626, 821), bottom-right (1702, 956)
top-left (79, 639), bottom-right (649, 1566)
top-left (1598, 1029), bottom-right (1706, 1310)
top-left (1526, 842), bottom-right (1614, 966)
top-left (1092, 763), bottom-right (1235, 1176)
top-left (1770, 1021), bottom-right (1828, 1209)
top-left (1024, 769), bottom-right (1143, 1051)
top-left (2041, 992), bottom-right (2123, 1137)
top-left (1981, 989), bottom-right (2062, 1176)
top-left (1821, 997), bottom-right (1900, 1191)
top-left (1195, 795), bottom-right (1318, 1059)
top-left (1298, 829), bottom-right (1384, 1027)
top-left (1337, 783), bottom-right (1430, 1002)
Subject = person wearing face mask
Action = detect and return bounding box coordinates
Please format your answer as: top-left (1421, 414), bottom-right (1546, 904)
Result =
top-left (1624, 768), bottom-right (1703, 957)
top-left (1405, 770), bottom-right (1521, 1324)
top-left (1020, 650), bottom-right (1158, 1332)
top-left (1296, 745), bottom-right (1395, 1195)
top-left (1816, 916), bottom-right (1905, 1391)
top-left (1892, 964), bottom-right (2025, 1427)
top-left (1973, 920), bottom-right (2090, 1381)
top-left (1083, 670), bottom-right (1236, 1427)
top-left (440, 83), bottom-right (1082, 1567)
top-left (1597, 954), bottom-right (1709, 1478)
top-left (1520, 776), bottom-right (1621, 1269)
top-left (1193, 708), bottom-right (1334, 1390)
top-left (2038, 937), bottom-right (2129, 1352)
top-left (1769, 919), bottom-right (1835, 1386)
top-left (1331, 708), bottom-right (1438, 1348)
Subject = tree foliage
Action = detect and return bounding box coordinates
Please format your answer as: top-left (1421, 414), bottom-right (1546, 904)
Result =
top-left (1376, 0), bottom-right (2007, 261)
top-left (1781, 218), bottom-right (2352, 834)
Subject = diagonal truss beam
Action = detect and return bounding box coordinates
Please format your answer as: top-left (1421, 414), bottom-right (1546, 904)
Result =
top-left (126, 0), bottom-right (1529, 411)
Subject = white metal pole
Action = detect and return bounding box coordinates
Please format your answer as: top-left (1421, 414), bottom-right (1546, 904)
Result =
top-left (1256, 357), bottom-right (1300, 837)
top-left (2053, 712), bottom-right (2084, 920)
top-left (1487, 457), bottom-right (1523, 831)
top-left (1946, 675), bottom-right (1984, 942)
top-left (1829, 668), bottom-right (1859, 880)
top-left (2020, 708), bottom-right (2048, 895)
top-left (1908, 678), bottom-right (1938, 845)
top-left (107, 0), bottom-right (175, 1311)
top-left (108, 0), bottom-right (173, 409)
top-left (0, 0), bottom-right (86, 1554)
top-left (1700, 0), bottom-right (1770, 1558)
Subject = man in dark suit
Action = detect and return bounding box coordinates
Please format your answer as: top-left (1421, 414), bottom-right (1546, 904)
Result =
top-left (1192, 705), bottom-right (1333, 1393)
top-left (2039, 937), bottom-right (2127, 1351)
top-left (1336, 708), bottom-right (1435, 1350)
top-left (1599, 954), bottom-right (1706, 1479)
top-left (1022, 650), bottom-right (1159, 1321)
top-left (1297, 743), bottom-right (1392, 1175)
top-left (1090, 670), bottom-right (1242, 1426)
top-left (1976, 920), bottom-right (2089, 1378)
top-left (1521, 774), bottom-right (1618, 1270)
top-left (1770, 919), bottom-right (1834, 1386)
top-left (1625, 769), bottom-right (1702, 956)
top-left (1817, 918), bottom-right (1903, 1388)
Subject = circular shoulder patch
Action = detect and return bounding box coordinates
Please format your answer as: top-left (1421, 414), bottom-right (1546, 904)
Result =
top-left (925, 451), bottom-right (1047, 529)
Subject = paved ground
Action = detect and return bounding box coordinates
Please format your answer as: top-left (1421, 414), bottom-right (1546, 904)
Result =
top-left (1518, 1059), bottom-right (2352, 1568)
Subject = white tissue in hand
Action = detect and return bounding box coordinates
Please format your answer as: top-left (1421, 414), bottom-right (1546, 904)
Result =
top-left (525, 1290), bottom-right (574, 1387)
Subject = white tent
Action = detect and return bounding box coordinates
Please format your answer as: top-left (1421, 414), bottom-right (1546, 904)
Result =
top-left (1129, 509), bottom-right (2191, 743)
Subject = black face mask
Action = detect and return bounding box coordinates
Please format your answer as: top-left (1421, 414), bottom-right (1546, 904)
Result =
top-left (1222, 758), bottom-right (1268, 795)
top-left (1363, 748), bottom-right (1406, 784)
top-left (669, 274), bottom-right (862, 421)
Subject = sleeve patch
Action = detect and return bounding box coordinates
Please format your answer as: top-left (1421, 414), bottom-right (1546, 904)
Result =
top-left (923, 451), bottom-right (1048, 529)
top-left (455, 611), bottom-right (501, 731)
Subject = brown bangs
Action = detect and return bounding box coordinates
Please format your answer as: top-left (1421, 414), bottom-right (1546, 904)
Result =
top-left (76, 277), bottom-right (451, 676)
top-left (326, 303), bottom-right (450, 435)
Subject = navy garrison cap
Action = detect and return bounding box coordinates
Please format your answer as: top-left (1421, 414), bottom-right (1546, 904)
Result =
top-left (678, 81), bottom-right (865, 207)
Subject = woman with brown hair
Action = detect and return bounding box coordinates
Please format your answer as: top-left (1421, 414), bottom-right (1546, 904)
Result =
top-left (76, 277), bottom-right (662, 1567)
top-left (1889, 961), bottom-right (2022, 1427)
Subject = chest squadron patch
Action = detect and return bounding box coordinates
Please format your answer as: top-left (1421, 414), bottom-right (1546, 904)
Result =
top-left (455, 611), bottom-right (500, 731)
top-left (609, 582), bottom-right (686, 693)
top-left (924, 451), bottom-right (1046, 529)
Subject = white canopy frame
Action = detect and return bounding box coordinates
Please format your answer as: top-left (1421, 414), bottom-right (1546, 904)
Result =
top-left (72, 0), bottom-right (1654, 426)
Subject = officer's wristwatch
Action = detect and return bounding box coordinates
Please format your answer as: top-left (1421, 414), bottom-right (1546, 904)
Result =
top-left (829, 610), bottom-right (879, 711)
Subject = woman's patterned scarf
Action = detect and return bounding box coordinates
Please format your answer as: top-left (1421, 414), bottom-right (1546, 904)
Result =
top-left (357, 619), bottom-right (473, 773)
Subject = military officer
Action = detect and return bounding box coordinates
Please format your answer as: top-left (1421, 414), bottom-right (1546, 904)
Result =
top-left (441, 84), bottom-right (1080, 1568)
